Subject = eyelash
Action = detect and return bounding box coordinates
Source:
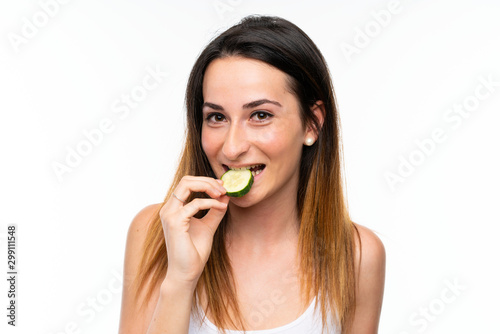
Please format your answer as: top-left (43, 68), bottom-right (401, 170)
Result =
top-left (251, 111), bottom-right (273, 122)
top-left (205, 111), bottom-right (274, 123)
top-left (205, 113), bottom-right (226, 123)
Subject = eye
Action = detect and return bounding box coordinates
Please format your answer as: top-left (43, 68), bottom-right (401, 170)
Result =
top-left (206, 112), bottom-right (226, 123)
top-left (251, 111), bottom-right (273, 122)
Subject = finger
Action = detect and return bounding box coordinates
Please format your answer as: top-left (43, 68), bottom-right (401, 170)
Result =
top-left (179, 198), bottom-right (228, 220)
top-left (175, 176), bottom-right (227, 202)
top-left (183, 176), bottom-right (226, 192)
top-left (201, 195), bottom-right (230, 233)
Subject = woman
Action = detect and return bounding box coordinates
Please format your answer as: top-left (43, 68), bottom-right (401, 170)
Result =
top-left (119, 15), bottom-right (385, 334)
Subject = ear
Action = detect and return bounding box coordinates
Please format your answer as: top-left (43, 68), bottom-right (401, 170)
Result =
top-left (304, 100), bottom-right (325, 145)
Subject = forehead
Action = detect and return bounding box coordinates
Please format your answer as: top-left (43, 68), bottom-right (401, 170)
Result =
top-left (202, 57), bottom-right (292, 103)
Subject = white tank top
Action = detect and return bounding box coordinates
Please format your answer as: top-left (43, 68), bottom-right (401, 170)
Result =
top-left (188, 296), bottom-right (340, 334)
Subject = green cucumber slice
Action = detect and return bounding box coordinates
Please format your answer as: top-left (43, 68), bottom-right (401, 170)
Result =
top-left (221, 169), bottom-right (254, 197)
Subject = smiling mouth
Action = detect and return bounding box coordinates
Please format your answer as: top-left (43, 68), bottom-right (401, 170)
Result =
top-left (223, 164), bottom-right (266, 177)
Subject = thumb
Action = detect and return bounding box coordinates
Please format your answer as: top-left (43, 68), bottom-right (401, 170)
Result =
top-left (202, 195), bottom-right (230, 234)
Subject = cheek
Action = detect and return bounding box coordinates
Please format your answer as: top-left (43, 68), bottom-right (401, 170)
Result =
top-left (201, 128), bottom-right (228, 163)
top-left (201, 129), bottom-right (216, 158)
top-left (252, 128), bottom-right (277, 143)
top-left (252, 123), bottom-right (304, 153)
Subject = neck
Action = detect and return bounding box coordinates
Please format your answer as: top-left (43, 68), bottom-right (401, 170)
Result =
top-left (224, 188), bottom-right (300, 257)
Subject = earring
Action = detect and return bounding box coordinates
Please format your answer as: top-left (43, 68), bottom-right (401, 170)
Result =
top-left (305, 137), bottom-right (315, 146)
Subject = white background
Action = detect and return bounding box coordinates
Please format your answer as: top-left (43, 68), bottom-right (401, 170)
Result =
top-left (1, 0), bottom-right (499, 333)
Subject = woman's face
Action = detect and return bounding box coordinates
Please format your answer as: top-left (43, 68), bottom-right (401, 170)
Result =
top-left (201, 56), bottom-right (314, 207)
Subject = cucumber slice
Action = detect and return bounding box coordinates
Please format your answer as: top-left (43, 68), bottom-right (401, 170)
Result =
top-left (221, 169), bottom-right (254, 197)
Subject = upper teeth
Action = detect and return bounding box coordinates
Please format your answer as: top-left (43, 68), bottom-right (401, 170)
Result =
top-left (229, 164), bottom-right (260, 171)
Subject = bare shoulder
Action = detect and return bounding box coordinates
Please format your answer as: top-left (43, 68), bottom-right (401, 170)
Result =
top-left (119, 203), bottom-right (163, 334)
top-left (123, 203), bottom-right (163, 269)
top-left (126, 203), bottom-right (163, 243)
top-left (352, 222), bottom-right (386, 269)
top-left (350, 222), bottom-right (386, 333)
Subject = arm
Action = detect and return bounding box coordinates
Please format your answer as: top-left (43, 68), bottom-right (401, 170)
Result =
top-left (118, 203), bottom-right (164, 334)
top-left (146, 276), bottom-right (198, 333)
top-left (118, 176), bottom-right (229, 334)
top-left (118, 204), bottom-right (200, 334)
top-left (349, 223), bottom-right (386, 333)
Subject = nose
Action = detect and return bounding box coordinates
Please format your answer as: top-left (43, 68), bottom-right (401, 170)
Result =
top-left (222, 123), bottom-right (250, 161)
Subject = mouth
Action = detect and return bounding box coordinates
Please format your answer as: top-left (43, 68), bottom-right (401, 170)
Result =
top-left (223, 164), bottom-right (266, 177)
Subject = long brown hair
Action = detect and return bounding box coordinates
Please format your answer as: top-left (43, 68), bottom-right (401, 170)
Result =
top-left (132, 15), bottom-right (360, 333)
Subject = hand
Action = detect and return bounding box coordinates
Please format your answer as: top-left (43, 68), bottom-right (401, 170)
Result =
top-left (159, 176), bottom-right (229, 285)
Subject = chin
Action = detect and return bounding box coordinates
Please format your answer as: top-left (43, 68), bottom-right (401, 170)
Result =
top-left (228, 196), bottom-right (254, 208)
top-left (228, 193), bottom-right (260, 208)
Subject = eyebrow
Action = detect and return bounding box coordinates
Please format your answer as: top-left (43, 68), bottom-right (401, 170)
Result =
top-left (202, 99), bottom-right (282, 111)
